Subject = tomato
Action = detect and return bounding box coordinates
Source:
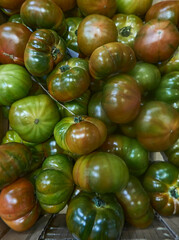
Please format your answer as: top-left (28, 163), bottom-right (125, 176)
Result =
top-left (88, 91), bottom-right (117, 134)
top-left (77, 14), bottom-right (118, 56)
top-left (20, 0), bottom-right (67, 36)
top-left (42, 137), bottom-right (64, 157)
top-left (154, 71), bottom-right (179, 111)
top-left (0, 178), bottom-right (40, 232)
top-left (164, 138), bottom-right (179, 167)
top-left (63, 17), bottom-right (83, 53)
top-left (0, 22), bottom-right (31, 65)
top-left (0, 142), bottom-right (32, 189)
top-left (135, 101), bottom-right (179, 151)
top-left (0, 0), bottom-right (25, 10)
top-left (100, 134), bottom-right (149, 176)
top-left (89, 42), bottom-right (136, 80)
top-left (36, 154), bottom-right (74, 213)
top-left (112, 14), bottom-right (143, 49)
top-left (116, 175), bottom-right (154, 228)
top-left (145, 1), bottom-right (179, 27)
top-left (24, 29), bottom-right (66, 77)
top-left (101, 74), bottom-right (141, 124)
top-left (47, 58), bottom-right (90, 102)
top-left (134, 19), bottom-right (179, 63)
top-left (53, 0), bottom-right (76, 12)
top-left (66, 191), bottom-right (124, 240)
top-left (119, 121), bottom-right (137, 138)
top-left (128, 62), bottom-right (161, 95)
top-left (77, 0), bottom-right (117, 18)
top-left (73, 152), bottom-right (129, 194)
top-left (9, 94), bottom-right (60, 144)
top-left (54, 116), bottom-right (107, 155)
top-left (142, 161), bottom-right (179, 216)
top-left (116, 0), bottom-right (152, 16)
top-left (0, 64), bottom-right (32, 106)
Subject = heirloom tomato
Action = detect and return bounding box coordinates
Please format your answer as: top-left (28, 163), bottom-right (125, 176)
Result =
top-left (0, 22), bottom-right (31, 65)
top-left (77, 14), bottom-right (118, 56)
top-left (89, 42), bottom-right (136, 80)
top-left (47, 58), bottom-right (90, 102)
top-left (54, 116), bottom-right (107, 155)
top-left (66, 191), bottom-right (124, 240)
top-left (73, 152), bottom-right (129, 194)
top-left (0, 0), bottom-right (25, 11)
top-left (134, 19), bottom-right (179, 63)
top-left (116, 175), bottom-right (154, 228)
top-left (0, 178), bottom-right (40, 232)
top-left (0, 64), bottom-right (32, 106)
top-left (143, 162), bottom-right (179, 216)
top-left (165, 138), bottom-right (179, 168)
top-left (100, 134), bottom-right (149, 176)
top-left (36, 154), bottom-right (74, 213)
top-left (42, 137), bottom-right (64, 158)
top-left (9, 94), bottom-right (60, 144)
top-left (53, 0), bottom-right (76, 12)
top-left (101, 74), bottom-right (141, 124)
top-left (135, 101), bottom-right (179, 151)
top-left (112, 14), bottom-right (143, 49)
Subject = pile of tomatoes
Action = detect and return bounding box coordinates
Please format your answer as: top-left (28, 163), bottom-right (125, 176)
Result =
top-left (0, 0), bottom-right (178, 239)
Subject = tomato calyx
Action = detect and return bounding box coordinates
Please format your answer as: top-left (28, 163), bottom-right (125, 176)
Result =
top-left (59, 65), bottom-right (71, 72)
top-left (169, 187), bottom-right (179, 199)
top-left (74, 116), bottom-right (83, 123)
top-left (119, 26), bottom-right (132, 37)
top-left (34, 119), bottom-right (39, 124)
top-left (51, 46), bottom-right (61, 61)
top-left (92, 196), bottom-right (106, 208)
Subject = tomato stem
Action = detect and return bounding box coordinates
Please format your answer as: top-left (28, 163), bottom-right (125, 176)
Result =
top-left (51, 46), bottom-right (60, 61)
top-left (92, 196), bottom-right (105, 208)
top-left (119, 26), bottom-right (132, 37)
top-left (74, 116), bottom-right (83, 123)
top-left (59, 65), bottom-right (70, 72)
top-left (169, 187), bottom-right (179, 199)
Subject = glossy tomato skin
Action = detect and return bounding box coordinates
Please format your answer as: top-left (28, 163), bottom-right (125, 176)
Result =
top-left (9, 94), bottom-right (60, 144)
top-left (0, 143), bottom-right (32, 190)
top-left (53, 0), bottom-right (76, 12)
top-left (0, 178), bottom-right (40, 232)
top-left (116, 0), bottom-right (152, 16)
top-left (0, 22), bottom-right (31, 65)
top-left (89, 42), bottom-right (136, 80)
top-left (73, 152), bottom-right (129, 194)
top-left (142, 162), bottom-right (179, 216)
top-left (0, 0), bottom-right (25, 10)
top-left (54, 116), bottom-right (107, 155)
top-left (164, 138), bottom-right (179, 168)
top-left (134, 19), bottom-right (179, 64)
top-left (113, 14), bottom-right (143, 49)
top-left (116, 175), bottom-right (154, 228)
top-left (36, 154), bottom-right (74, 213)
top-left (42, 137), bottom-right (64, 158)
top-left (66, 191), bottom-right (124, 240)
top-left (154, 71), bottom-right (179, 111)
top-left (77, 14), bottom-right (118, 56)
top-left (0, 64), bottom-right (32, 106)
top-left (24, 29), bottom-right (66, 77)
top-left (135, 101), bottom-right (179, 152)
top-left (101, 74), bottom-right (141, 124)
top-left (20, 0), bottom-right (67, 36)
top-left (77, 0), bottom-right (117, 18)
top-left (47, 58), bottom-right (90, 102)
top-left (145, 1), bottom-right (179, 27)
top-left (100, 134), bottom-right (149, 176)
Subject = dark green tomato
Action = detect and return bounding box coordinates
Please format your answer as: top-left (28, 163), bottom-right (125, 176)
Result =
top-left (154, 71), bottom-right (179, 111)
top-left (57, 90), bottom-right (90, 118)
top-left (101, 74), bottom-right (141, 124)
top-left (164, 138), bottom-right (179, 168)
top-left (158, 46), bottom-right (179, 74)
top-left (100, 134), bottom-right (149, 176)
top-left (20, 0), bottom-right (67, 36)
top-left (73, 152), bottom-right (129, 194)
top-left (0, 64), bottom-right (32, 106)
top-left (24, 29), bottom-right (66, 77)
top-left (142, 161), bottom-right (179, 216)
top-left (0, 142), bottom-right (32, 189)
top-left (112, 14), bottom-right (143, 49)
top-left (116, 175), bottom-right (154, 228)
top-left (135, 101), bottom-right (179, 151)
top-left (36, 154), bottom-right (74, 213)
top-left (42, 137), bottom-right (64, 158)
top-left (129, 62), bottom-right (161, 95)
top-left (119, 121), bottom-right (136, 138)
top-left (88, 91), bottom-right (117, 134)
top-left (66, 191), bottom-right (124, 240)
top-left (9, 94), bottom-right (60, 144)
top-left (89, 42), bottom-right (136, 80)
top-left (64, 17), bottom-right (82, 53)
top-left (47, 58), bottom-right (90, 102)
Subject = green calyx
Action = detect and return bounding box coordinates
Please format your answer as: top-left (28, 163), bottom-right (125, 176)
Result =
top-left (51, 46), bottom-right (60, 61)
top-left (119, 26), bottom-right (132, 37)
top-left (74, 116), bottom-right (83, 123)
top-left (92, 196), bottom-right (106, 208)
top-left (169, 187), bottom-right (179, 199)
top-left (59, 65), bottom-right (71, 73)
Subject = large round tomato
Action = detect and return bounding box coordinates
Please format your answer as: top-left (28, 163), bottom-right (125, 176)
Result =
top-left (134, 19), bottom-right (179, 63)
top-left (164, 138), bottom-right (179, 168)
top-left (0, 22), bottom-right (31, 65)
top-left (73, 151), bottom-right (129, 194)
